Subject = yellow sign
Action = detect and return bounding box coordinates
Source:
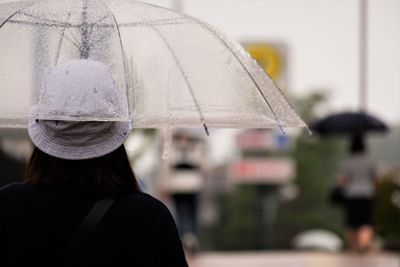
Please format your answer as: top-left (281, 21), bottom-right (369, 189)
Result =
top-left (245, 44), bottom-right (283, 81)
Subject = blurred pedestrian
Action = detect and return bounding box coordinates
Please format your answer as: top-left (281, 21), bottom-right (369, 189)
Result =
top-left (336, 133), bottom-right (379, 253)
top-left (0, 60), bottom-right (188, 267)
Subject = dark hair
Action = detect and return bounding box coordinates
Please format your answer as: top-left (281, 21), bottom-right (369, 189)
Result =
top-left (349, 133), bottom-right (365, 154)
top-left (26, 145), bottom-right (140, 198)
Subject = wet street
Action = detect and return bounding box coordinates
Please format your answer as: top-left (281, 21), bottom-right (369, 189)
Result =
top-left (188, 252), bottom-right (400, 267)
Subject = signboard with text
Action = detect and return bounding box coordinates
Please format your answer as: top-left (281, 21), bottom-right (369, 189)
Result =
top-left (230, 158), bottom-right (295, 184)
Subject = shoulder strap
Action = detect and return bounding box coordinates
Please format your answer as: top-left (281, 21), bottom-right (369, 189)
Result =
top-left (64, 198), bottom-right (115, 267)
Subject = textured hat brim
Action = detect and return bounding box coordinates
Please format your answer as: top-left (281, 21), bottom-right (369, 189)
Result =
top-left (28, 120), bottom-right (131, 160)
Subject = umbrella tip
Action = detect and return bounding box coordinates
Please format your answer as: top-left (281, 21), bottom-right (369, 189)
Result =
top-left (203, 123), bottom-right (210, 136)
top-left (306, 126), bottom-right (313, 136)
top-left (278, 124), bottom-right (286, 135)
top-left (162, 127), bottom-right (173, 160)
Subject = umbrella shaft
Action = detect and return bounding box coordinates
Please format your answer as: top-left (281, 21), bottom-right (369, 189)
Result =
top-left (80, 0), bottom-right (89, 59)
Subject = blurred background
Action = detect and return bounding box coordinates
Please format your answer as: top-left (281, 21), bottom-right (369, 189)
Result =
top-left (0, 0), bottom-right (399, 266)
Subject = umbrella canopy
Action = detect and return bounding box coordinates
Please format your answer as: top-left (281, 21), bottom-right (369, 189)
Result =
top-left (0, 0), bottom-right (306, 131)
top-left (311, 111), bottom-right (388, 135)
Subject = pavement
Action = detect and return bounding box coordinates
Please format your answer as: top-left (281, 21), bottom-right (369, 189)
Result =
top-left (188, 252), bottom-right (400, 267)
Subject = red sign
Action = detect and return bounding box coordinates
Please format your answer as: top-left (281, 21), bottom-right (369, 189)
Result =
top-left (231, 159), bottom-right (294, 184)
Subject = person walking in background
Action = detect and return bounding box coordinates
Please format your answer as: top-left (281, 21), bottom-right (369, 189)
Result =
top-left (337, 133), bottom-right (379, 254)
top-left (0, 60), bottom-right (188, 267)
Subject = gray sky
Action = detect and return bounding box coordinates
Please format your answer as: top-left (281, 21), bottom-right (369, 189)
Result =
top-left (149, 0), bottom-right (400, 125)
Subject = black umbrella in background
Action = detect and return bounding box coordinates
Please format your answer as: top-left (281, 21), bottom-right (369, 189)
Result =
top-left (311, 111), bottom-right (389, 136)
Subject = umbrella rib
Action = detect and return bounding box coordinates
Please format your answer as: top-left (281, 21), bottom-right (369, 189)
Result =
top-left (0, 1), bottom-right (37, 30)
top-left (17, 10), bottom-right (78, 27)
top-left (54, 12), bottom-right (72, 66)
top-left (19, 12), bottom-right (109, 28)
top-left (5, 10), bottom-right (80, 50)
top-left (97, 0), bottom-right (130, 121)
top-left (189, 17), bottom-right (286, 133)
top-left (92, 14), bottom-right (110, 25)
top-left (10, 10), bottom-right (105, 28)
top-left (149, 25), bottom-right (209, 135)
top-left (6, 15), bottom-right (187, 28)
top-left (119, 18), bottom-right (188, 27)
top-left (66, 28), bottom-right (81, 48)
top-left (109, 16), bottom-right (130, 123)
top-left (7, 18), bottom-right (79, 28)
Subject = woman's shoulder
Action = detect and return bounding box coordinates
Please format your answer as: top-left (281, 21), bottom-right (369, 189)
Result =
top-left (0, 182), bottom-right (32, 198)
top-left (123, 192), bottom-right (171, 214)
top-left (0, 182), bottom-right (37, 212)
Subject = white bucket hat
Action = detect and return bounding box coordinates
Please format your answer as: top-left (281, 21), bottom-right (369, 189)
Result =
top-left (28, 59), bottom-right (131, 160)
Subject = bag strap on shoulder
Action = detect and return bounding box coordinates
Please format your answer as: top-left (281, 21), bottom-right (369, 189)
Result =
top-left (64, 198), bottom-right (115, 267)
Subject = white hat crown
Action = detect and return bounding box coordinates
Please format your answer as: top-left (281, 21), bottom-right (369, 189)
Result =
top-left (28, 60), bottom-right (130, 160)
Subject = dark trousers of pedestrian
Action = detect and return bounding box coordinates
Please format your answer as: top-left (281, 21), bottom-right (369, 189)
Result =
top-left (172, 193), bottom-right (198, 236)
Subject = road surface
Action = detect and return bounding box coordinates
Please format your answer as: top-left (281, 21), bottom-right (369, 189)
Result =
top-left (188, 252), bottom-right (400, 267)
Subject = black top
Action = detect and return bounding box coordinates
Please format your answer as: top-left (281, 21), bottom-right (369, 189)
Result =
top-left (0, 182), bottom-right (188, 267)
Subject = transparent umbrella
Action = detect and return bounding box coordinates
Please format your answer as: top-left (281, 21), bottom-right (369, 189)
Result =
top-left (0, 0), bottom-right (307, 132)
